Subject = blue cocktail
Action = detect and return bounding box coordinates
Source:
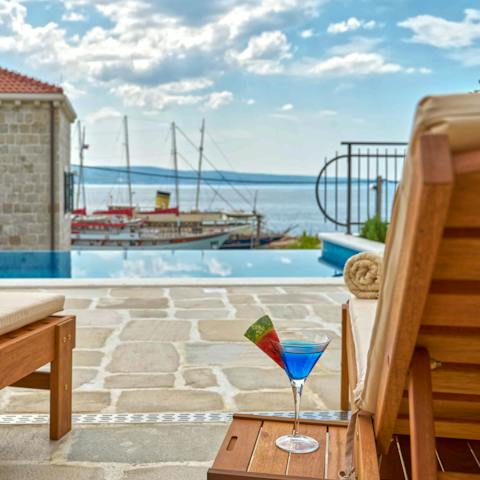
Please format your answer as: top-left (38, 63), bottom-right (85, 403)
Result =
top-left (275, 336), bottom-right (331, 454)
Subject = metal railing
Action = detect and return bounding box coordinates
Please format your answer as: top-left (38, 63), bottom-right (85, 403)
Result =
top-left (315, 141), bottom-right (408, 234)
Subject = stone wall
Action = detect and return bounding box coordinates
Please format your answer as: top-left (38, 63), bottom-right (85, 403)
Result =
top-left (0, 99), bottom-right (74, 250)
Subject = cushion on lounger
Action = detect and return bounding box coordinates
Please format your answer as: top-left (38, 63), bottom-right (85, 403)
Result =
top-left (348, 297), bottom-right (377, 400)
top-left (355, 93), bottom-right (480, 415)
top-left (0, 292), bottom-right (65, 336)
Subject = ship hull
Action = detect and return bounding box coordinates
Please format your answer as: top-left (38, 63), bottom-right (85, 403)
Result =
top-left (71, 231), bottom-right (231, 250)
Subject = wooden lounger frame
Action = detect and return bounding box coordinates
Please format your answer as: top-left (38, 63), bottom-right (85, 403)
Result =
top-left (340, 133), bottom-right (480, 479)
top-left (0, 315), bottom-right (75, 440)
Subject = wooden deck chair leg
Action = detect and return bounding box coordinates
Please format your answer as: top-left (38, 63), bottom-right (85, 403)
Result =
top-left (50, 317), bottom-right (75, 440)
top-left (341, 304), bottom-right (350, 411)
top-left (355, 414), bottom-right (380, 480)
top-left (409, 348), bottom-right (438, 480)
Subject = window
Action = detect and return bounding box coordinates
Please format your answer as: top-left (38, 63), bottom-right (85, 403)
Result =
top-left (64, 171), bottom-right (75, 213)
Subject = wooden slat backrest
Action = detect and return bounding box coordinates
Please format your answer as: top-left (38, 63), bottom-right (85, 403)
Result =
top-left (412, 148), bottom-right (480, 442)
top-left (372, 134), bottom-right (455, 453)
top-left (373, 135), bottom-right (480, 453)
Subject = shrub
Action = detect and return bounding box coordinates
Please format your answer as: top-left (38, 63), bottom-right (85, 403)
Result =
top-left (359, 215), bottom-right (388, 243)
top-left (288, 231), bottom-right (320, 249)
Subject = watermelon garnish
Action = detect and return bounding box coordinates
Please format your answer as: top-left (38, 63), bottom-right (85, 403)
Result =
top-left (244, 315), bottom-right (284, 369)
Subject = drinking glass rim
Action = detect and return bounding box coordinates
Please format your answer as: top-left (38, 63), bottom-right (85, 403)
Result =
top-left (273, 336), bottom-right (331, 353)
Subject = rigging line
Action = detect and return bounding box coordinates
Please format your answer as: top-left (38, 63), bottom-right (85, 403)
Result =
top-left (175, 125), bottom-right (253, 208)
top-left (177, 125), bottom-right (252, 207)
top-left (71, 164), bottom-right (317, 185)
top-left (177, 152), bottom-right (237, 211)
top-left (205, 129), bottom-right (255, 199)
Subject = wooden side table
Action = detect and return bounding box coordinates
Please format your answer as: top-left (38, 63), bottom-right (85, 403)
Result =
top-left (208, 414), bottom-right (348, 479)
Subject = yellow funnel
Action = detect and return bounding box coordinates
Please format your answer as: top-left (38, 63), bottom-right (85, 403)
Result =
top-left (155, 191), bottom-right (170, 209)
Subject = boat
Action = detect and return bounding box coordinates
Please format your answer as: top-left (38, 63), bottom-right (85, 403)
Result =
top-left (221, 232), bottom-right (285, 249)
top-left (71, 117), bottom-right (286, 249)
top-left (71, 214), bottom-right (244, 249)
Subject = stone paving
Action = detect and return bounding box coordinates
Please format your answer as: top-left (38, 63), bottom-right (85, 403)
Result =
top-left (0, 284), bottom-right (348, 414)
top-left (0, 283), bottom-right (349, 478)
top-left (0, 422), bottom-right (228, 479)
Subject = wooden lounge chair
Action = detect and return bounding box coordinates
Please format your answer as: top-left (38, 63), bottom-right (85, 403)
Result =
top-left (209, 93), bottom-right (480, 479)
top-left (341, 93), bottom-right (480, 479)
top-left (0, 292), bottom-right (75, 440)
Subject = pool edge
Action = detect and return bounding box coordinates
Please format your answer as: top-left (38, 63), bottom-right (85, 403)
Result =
top-left (0, 277), bottom-right (346, 288)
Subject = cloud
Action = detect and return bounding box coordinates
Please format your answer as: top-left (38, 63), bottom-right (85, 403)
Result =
top-left (450, 47), bottom-right (480, 66)
top-left (85, 107), bottom-right (122, 124)
top-left (399, 9), bottom-right (480, 48)
top-left (111, 84), bottom-right (205, 110)
top-left (62, 11), bottom-right (86, 22)
top-left (246, 98), bottom-right (255, 105)
top-left (327, 17), bottom-right (376, 34)
top-left (108, 78), bottom-right (222, 111)
top-left (280, 103), bottom-right (294, 111)
top-left (0, 0), bottom-right (423, 115)
top-left (300, 29), bottom-right (314, 38)
top-left (405, 67), bottom-right (431, 75)
top-left (299, 52), bottom-right (405, 76)
top-left (316, 109), bottom-right (337, 117)
top-left (61, 80), bottom-right (86, 99)
top-left (227, 30), bottom-right (292, 74)
top-left (328, 36), bottom-right (383, 55)
top-left (205, 90), bottom-right (234, 109)
top-left (218, 0), bottom-right (327, 39)
top-left (0, 0), bottom-right (330, 106)
top-left (269, 112), bottom-right (299, 122)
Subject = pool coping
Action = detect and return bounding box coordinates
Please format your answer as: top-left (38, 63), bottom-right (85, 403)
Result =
top-left (318, 232), bottom-right (384, 253)
top-left (0, 277), bottom-right (346, 288)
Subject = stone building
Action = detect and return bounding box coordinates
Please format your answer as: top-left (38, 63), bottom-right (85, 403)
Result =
top-left (0, 68), bottom-right (76, 250)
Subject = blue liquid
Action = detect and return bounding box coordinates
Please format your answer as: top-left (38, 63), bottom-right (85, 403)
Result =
top-left (281, 341), bottom-right (327, 380)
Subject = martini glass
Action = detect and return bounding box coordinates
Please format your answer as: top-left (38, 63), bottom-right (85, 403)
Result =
top-left (275, 332), bottom-right (331, 454)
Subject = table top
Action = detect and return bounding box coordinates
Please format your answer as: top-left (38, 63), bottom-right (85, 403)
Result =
top-left (208, 414), bottom-right (348, 480)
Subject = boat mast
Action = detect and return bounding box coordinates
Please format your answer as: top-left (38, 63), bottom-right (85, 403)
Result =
top-left (171, 122), bottom-right (180, 210)
top-left (75, 121), bottom-right (87, 210)
top-left (195, 118), bottom-right (205, 211)
top-left (123, 115), bottom-right (133, 209)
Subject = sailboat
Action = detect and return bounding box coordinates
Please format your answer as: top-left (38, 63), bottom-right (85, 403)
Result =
top-left (71, 117), bottom-right (285, 249)
top-left (71, 118), bottom-right (251, 249)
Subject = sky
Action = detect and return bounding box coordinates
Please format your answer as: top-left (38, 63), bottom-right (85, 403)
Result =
top-left (1, 0), bottom-right (479, 175)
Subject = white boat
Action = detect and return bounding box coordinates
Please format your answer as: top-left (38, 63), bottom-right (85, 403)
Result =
top-left (72, 117), bottom-right (282, 249)
top-left (72, 226), bottom-right (237, 250)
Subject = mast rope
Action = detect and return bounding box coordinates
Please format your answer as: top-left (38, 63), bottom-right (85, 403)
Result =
top-left (177, 152), bottom-right (237, 211)
top-left (205, 130), bottom-right (255, 200)
top-left (175, 125), bottom-right (253, 209)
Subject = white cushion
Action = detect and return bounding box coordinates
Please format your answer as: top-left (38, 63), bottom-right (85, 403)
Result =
top-left (348, 297), bottom-right (377, 407)
top-left (0, 292), bottom-right (65, 336)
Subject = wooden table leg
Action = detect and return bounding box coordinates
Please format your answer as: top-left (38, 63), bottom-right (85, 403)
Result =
top-left (341, 304), bottom-right (350, 411)
top-left (50, 317), bottom-right (75, 440)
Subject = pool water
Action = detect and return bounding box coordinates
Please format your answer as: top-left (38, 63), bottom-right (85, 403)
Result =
top-left (0, 249), bottom-right (344, 279)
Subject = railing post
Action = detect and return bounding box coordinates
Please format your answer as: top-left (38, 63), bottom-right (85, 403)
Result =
top-left (346, 143), bottom-right (352, 234)
top-left (375, 175), bottom-right (383, 219)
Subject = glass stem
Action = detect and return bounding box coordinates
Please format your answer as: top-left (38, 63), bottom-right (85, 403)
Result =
top-left (291, 378), bottom-right (305, 437)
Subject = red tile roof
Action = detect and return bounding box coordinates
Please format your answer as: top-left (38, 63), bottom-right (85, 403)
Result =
top-left (0, 67), bottom-right (63, 94)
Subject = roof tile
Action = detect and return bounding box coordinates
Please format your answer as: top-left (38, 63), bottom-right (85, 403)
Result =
top-left (0, 67), bottom-right (63, 94)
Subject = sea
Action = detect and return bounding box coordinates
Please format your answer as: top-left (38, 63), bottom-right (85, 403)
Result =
top-left (78, 183), bottom-right (396, 235)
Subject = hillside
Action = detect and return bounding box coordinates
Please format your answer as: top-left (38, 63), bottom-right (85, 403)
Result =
top-left (72, 165), bottom-right (318, 185)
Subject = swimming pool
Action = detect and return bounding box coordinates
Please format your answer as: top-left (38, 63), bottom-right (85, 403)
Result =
top-left (0, 249), bottom-right (345, 279)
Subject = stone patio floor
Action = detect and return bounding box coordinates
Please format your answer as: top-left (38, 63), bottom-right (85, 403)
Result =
top-left (0, 283), bottom-right (349, 478)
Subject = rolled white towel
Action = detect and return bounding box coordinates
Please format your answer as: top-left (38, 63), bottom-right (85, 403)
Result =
top-left (343, 252), bottom-right (382, 299)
